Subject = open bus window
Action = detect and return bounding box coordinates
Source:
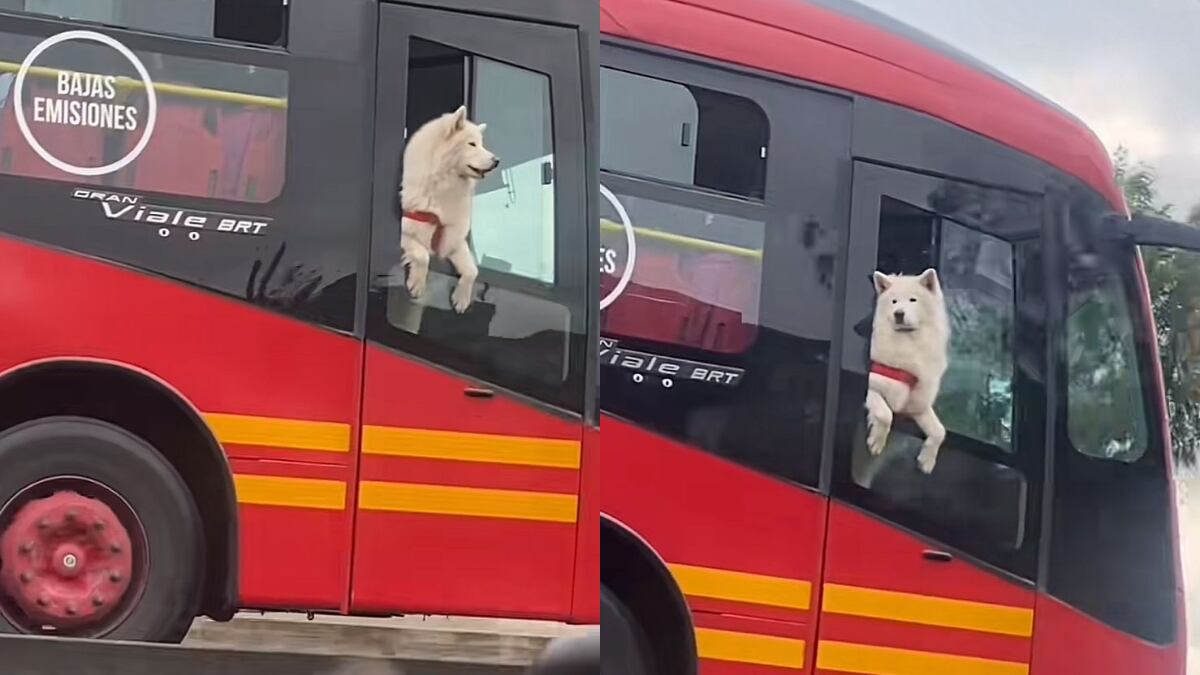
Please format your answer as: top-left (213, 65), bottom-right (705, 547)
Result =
top-left (4, 0), bottom-right (287, 46)
top-left (370, 37), bottom-right (578, 411)
top-left (600, 68), bottom-right (768, 199)
top-left (876, 197), bottom-right (1016, 451)
top-left (1065, 274), bottom-right (1148, 462)
top-left (851, 196), bottom-right (1027, 553)
top-left (0, 28), bottom-right (288, 201)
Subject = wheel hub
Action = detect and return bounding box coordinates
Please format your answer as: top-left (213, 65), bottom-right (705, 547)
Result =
top-left (0, 490), bottom-right (133, 628)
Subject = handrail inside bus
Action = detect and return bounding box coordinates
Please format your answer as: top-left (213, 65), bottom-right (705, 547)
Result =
top-left (0, 60), bottom-right (288, 109)
top-left (601, 218), bottom-right (763, 260)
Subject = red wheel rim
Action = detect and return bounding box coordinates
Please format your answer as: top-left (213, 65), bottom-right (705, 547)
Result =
top-left (0, 477), bottom-right (148, 636)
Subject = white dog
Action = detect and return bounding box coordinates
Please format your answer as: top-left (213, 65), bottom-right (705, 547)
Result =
top-left (398, 105), bottom-right (499, 313)
top-left (865, 269), bottom-right (950, 474)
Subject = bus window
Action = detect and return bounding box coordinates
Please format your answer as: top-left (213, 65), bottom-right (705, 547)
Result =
top-left (0, 29), bottom-right (288, 202)
top-left (1066, 274), bottom-right (1148, 461)
top-left (3, 0), bottom-right (286, 46)
top-left (877, 197), bottom-right (1016, 451)
top-left (854, 199), bottom-right (1025, 547)
top-left (600, 67), bottom-right (768, 199)
top-left (1049, 229), bottom-right (1176, 644)
top-left (368, 36), bottom-right (584, 412)
top-left (838, 180), bottom-right (1044, 579)
top-left (600, 71), bottom-right (845, 487)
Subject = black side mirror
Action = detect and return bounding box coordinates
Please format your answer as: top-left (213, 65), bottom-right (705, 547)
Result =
top-left (526, 629), bottom-right (600, 675)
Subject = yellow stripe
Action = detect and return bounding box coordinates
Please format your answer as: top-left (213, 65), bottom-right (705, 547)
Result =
top-left (695, 628), bottom-right (805, 669)
top-left (0, 61), bottom-right (289, 108)
top-left (601, 218), bottom-right (763, 259)
top-left (816, 641), bottom-right (1028, 675)
top-left (233, 474), bottom-right (345, 510)
top-left (358, 481), bottom-right (577, 523)
top-left (669, 563), bottom-right (811, 610)
top-left (205, 413), bottom-right (351, 453)
top-left (822, 584), bottom-right (1033, 637)
top-left (362, 426), bottom-right (580, 469)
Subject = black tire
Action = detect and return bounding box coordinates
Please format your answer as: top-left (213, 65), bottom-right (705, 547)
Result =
top-left (0, 416), bottom-right (203, 642)
top-left (602, 584), bottom-right (653, 675)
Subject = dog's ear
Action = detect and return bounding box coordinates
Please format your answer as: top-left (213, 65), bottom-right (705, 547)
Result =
top-left (477, 122), bottom-right (487, 134)
top-left (918, 268), bottom-right (941, 293)
top-left (448, 106), bottom-right (468, 134)
top-left (872, 271), bottom-right (892, 294)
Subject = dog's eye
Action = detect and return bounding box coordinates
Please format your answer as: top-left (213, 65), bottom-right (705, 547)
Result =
top-left (909, 297), bottom-right (916, 302)
top-left (891, 299), bottom-right (897, 304)
top-left (468, 142), bottom-right (478, 147)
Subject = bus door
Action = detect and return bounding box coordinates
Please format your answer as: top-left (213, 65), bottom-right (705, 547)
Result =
top-left (351, 3), bottom-right (593, 619)
top-left (817, 162), bottom-right (1046, 674)
top-left (1026, 209), bottom-right (1189, 674)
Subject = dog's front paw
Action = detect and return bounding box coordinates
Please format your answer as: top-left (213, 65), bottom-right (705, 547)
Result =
top-left (866, 418), bottom-right (887, 456)
top-left (451, 284), bottom-right (472, 313)
top-left (917, 446), bottom-right (938, 474)
top-left (406, 271), bottom-right (426, 299)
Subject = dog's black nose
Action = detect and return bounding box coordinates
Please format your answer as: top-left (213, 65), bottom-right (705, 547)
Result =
top-left (894, 309), bottom-right (906, 321)
top-left (491, 157), bottom-right (501, 168)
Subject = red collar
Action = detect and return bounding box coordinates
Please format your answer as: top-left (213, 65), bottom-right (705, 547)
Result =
top-left (404, 210), bottom-right (446, 250)
top-left (870, 362), bottom-right (919, 387)
top-left (403, 210), bottom-right (442, 226)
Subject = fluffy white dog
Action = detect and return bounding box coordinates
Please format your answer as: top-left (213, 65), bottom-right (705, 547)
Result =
top-left (398, 105), bottom-right (499, 313)
top-left (865, 269), bottom-right (951, 473)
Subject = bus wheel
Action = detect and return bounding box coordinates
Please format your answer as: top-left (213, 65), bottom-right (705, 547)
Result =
top-left (602, 584), bottom-right (654, 675)
top-left (0, 417), bottom-right (202, 642)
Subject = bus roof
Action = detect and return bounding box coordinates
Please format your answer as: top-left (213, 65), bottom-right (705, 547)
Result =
top-left (601, 0), bottom-right (1126, 211)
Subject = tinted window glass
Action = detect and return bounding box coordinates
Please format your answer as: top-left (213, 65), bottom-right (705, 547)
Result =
top-left (1066, 275), bottom-right (1148, 461)
top-left (0, 30), bottom-right (286, 202)
top-left (367, 38), bottom-right (583, 412)
top-left (599, 173), bottom-right (837, 485)
top-left (1049, 217), bottom-right (1175, 644)
top-left (600, 67), bottom-right (767, 199)
top-left (3, 0), bottom-right (286, 45)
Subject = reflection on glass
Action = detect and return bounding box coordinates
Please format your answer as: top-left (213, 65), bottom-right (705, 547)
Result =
top-left (1066, 274), bottom-right (1148, 462)
top-left (0, 31), bottom-right (287, 201)
top-left (852, 428), bottom-right (1026, 550)
top-left (600, 192), bottom-right (764, 354)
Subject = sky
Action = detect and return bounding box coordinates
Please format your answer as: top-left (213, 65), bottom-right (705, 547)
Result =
top-left (853, 0), bottom-right (1200, 219)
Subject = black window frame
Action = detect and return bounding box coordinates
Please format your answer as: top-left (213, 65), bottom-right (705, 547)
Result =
top-left (364, 4), bottom-right (591, 416)
top-left (830, 161), bottom-right (1047, 582)
top-left (600, 65), bottom-right (770, 201)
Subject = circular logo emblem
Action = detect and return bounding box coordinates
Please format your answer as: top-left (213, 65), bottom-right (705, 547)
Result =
top-left (14, 30), bottom-right (157, 177)
top-left (600, 183), bottom-right (636, 310)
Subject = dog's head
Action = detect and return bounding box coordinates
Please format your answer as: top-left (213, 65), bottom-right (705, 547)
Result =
top-left (446, 106), bottom-right (500, 179)
top-left (404, 105), bottom-right (500, 183)
top-left (872, 269), bottom-right (943, 333)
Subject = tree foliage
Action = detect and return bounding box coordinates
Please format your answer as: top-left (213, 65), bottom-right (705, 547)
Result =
top-left (1114, 145), bottom-right (1200, 467)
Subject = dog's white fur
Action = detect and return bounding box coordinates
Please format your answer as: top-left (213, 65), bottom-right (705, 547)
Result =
top-left (399, 105), bottom-right (499, 313)
top-left (865, 269), bottom-right (950, 473)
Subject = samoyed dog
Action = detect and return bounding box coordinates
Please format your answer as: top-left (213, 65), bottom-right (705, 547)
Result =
top-left (398, 105), bottom-right (499, 313)
top-left (865, 269), bottom-right (950, 474)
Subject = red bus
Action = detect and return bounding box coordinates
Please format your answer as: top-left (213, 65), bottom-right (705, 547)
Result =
top-left (598, 1), bottom-right (1193, 674)
top-left (0, 0), bottom-right (600, 643)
